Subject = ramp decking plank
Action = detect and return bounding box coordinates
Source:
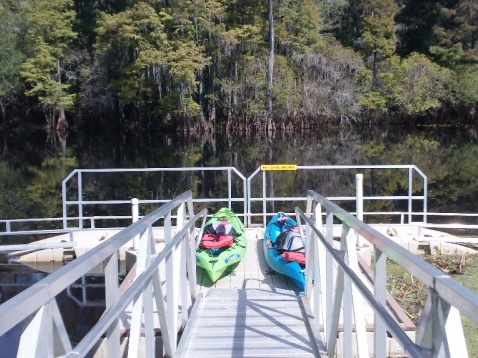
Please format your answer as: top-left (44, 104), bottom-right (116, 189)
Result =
top-left (180, 288), bottom-right (317, 358)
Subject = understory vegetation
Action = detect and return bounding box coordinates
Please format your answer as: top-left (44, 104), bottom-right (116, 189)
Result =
top-left (387, 252), bottom-right (478, 355)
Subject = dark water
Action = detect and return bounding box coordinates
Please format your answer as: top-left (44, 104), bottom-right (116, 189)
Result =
top-left (1, 123), bottom-right (478, 354)
top-left (5, 124), bottom-right (478, 220)
top-left (0, 253), bottom-right (108, 356)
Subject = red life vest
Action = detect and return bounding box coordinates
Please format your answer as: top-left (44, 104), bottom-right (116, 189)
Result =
top-left (200, 233), bottom-right (234, 249)
top-left (281, 251), bottom-right (306, 265)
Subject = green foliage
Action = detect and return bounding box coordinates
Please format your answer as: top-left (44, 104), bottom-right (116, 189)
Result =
top-left (358, 91), bottom-right (387, 113)
top-left (351, 0), bottom-right (399, 97)
top-left (318, 0), bottom-right (348, 32)
top-left (21, 41), bottom-right (76, 109)
top-left (272, 55), bottom-right (301, 118)
top-left (21, 0), bottom-right (77, 115)
top-left (0, 5), bottom-right (24, 102)
top-left (96, 2), bottom-right (170, 107)
top-left (431, 0), bottom-right (478, 67)
top-left (181, 97), bottom-right (202, 118)
top-left (449, 65), bottom-right (478, 106)
top-left (1, 0), bottom-right (477, 124)
top-left (356, 0), bottom-right (398, 58)
top-left (382, 53), bottom-right (451, 116)
top-left (430, 43), bottom-right (464, 69)
top-left (275, 0), bottom-right (324, 54)
top-left (96, 1), bottom-right (210, 117)
top-left (394, 0), bottom-right (441, 57)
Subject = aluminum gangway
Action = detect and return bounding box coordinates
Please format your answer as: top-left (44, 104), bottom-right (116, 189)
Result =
top-left (176, 288), bottom-right (324, 357)
top-left (1, 189), bottom-right (478, 357)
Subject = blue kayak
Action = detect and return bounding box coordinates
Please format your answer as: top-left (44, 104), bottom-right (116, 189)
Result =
top-left (263, 212), bottom-right (306, 291)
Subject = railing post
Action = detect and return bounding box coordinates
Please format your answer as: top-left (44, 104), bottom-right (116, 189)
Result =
top-left (105, 251), bottom-right (120, 357)
top-left (374, 248), bottom-right (387, 357)
top-left (262, 170), bottom-right (267, 226)
top-left (409, 167), bottom-right (413, 224)
top-left (228, 169), bottom-right (232, 209)
top-left (78, 171), bottom-right (83, 229)
top-left (131, 198), bottom-right (139, 250)
top-left (355, 173), bottom-right (365, 246)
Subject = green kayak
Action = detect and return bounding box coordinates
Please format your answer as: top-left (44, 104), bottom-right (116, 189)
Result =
top-left (196, 207), bottom-right (247, 282)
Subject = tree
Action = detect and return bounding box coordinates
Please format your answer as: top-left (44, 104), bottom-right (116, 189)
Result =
top-left (382, 53), bottom-right (450, 117)
top-left (21, 0), bottom-right (77, 129)
top-left (355, 0), bottom-right (399, 87)
top-left (266, 0), bottom-right (274, 125)
top-left (273, 0), bottom-right (324, 56)
top-left (427, 0), bottom-right (478, 114)
top-left (430, 0), bottom-right (478, 66)
top-left (96, 1), bottom-right (210, 127)
top-left (395, 0), bottom-right (442, 57)
top-left (0, 4), bottom-right (24, 120)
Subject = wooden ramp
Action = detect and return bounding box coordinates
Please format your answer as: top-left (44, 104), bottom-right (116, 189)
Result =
top-left (177, 288), bottom-right (324, 357)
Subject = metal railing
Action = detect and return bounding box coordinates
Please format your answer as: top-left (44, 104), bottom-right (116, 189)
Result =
top-left (247, 165), bottom-right (428, 227)
top-left (0, 165), bottom-right (432, 236)
top-left (297, 190), bottom-right (478, 358)
top-left (61, 167), bottom-right (247, 229)
top-left (4, 165), bottom-right (478, 240)
top-left (0, 191), bottom-right (207, 357)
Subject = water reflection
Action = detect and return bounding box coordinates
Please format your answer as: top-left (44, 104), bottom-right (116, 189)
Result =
top-left (1, 123), bottom-right (478, 353)
top-left (2, 124), bottom-right (478, 225)
top-left (0, 254), bottom-right (126, 353)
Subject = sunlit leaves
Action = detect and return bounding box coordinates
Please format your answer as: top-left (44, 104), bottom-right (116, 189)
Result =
top-left (96, 1), bottom-right (211, 116)
top-left (357, 0), bottom-right (398, 58)
top-left (275, 0), bottom-right (324, 53)
top-left (21, 41), bottom-right (75, 109)
top-left (21, 0), bottom-right (77, 114)
top-left (382, 53), bottom-right (450, 116)
top-left (96, 2), bottom-right (170, 106)
top-left (450, 64), bottom-right (478, 106)
top-left (358, 91), bottom-right (387, 114)
top-left (96, 3), bottom-right (169, 53)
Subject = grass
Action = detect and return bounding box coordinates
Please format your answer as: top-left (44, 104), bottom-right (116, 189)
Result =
top-left (386, 253), bottom-right (478, 355)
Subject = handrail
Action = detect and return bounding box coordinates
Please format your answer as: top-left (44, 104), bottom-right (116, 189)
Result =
top-left (297, 190), bottom-right (478, 358)
top-left (61, 167), bottom-right (247, 230)
top-left (9, 164), bottom-right (478, 237)
top-left (248, 164), bottom-right (427, 227)
top-left (0, 191), bottom-right (206, 357)
top-left (3, 211), bottom-right (478, 238)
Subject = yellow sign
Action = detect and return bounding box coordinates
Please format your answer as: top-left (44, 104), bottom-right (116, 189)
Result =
top-left (261, 164), bottom-right (297, 171)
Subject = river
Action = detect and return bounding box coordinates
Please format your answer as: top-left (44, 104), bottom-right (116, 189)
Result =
top-left (3, 123), bottom-right (478, 222)
top-left (1, 123), bottom-right (478, 355)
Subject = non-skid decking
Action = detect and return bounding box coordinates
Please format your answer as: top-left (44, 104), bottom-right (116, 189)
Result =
top-left (181, 229), bottom-right (322, 357)
top-left (178, 288), bottom-right (321, 357)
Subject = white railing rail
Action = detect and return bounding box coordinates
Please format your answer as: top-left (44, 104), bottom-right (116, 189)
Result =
top-left (247, 165), bottom-right (428, 227)
top-left (296, 190), bottom-right (478, 358)
top-left (62, 167), bottom-right (247, 230)
top-left (3, 212), bottom-right (478, 239)
top-left (0, 191), bottom-right (206, 358)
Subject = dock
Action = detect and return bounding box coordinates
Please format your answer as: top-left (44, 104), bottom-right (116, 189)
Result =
top-left (1, 165), bottom-right (478, 357)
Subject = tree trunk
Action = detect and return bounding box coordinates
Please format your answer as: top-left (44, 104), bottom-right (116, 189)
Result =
top-left (57, 107), bottom-right (68, 132)
top-left (0, 103), bottom-right (5, 122)
top-left (266, 0), bottom-right (275, 123)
